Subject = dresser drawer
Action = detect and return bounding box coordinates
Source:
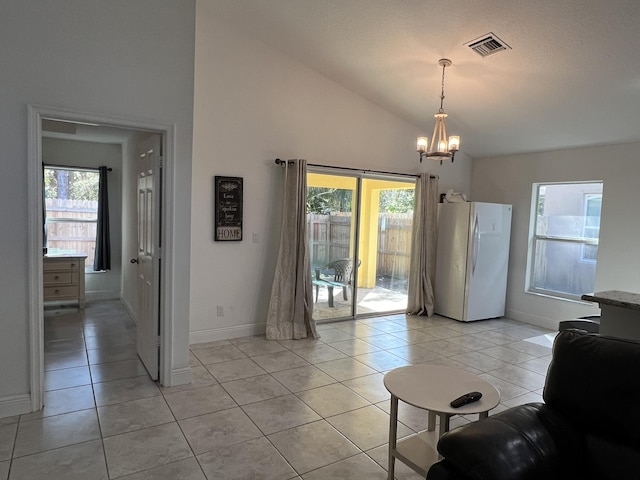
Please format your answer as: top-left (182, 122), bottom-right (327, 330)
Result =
top-left (44, 285), bottom-right (80, 300)
top-left (43, 272), bottom-right (77, 285)
top-left (44, 260), bottom-right (80, 272)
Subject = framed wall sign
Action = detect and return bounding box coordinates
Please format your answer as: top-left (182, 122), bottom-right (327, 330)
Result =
top-left (214, 176), bottom-right (243, 241)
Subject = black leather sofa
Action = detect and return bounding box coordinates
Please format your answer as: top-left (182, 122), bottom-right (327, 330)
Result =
top-left (426, 329), bottom-right (640, 480)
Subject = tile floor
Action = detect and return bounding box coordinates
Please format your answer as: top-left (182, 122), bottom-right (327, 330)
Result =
top-left (1, 300), bottom-right (556, 479)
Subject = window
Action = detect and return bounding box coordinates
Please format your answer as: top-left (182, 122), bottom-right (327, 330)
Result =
top-left (44, 167), bottom-right (99, 271)
top-left (528, 181), bottom-right (603, 300)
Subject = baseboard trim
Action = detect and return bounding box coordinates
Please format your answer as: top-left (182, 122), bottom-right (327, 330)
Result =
top-left (505, 309), bottom-right (559, 331)
top-left (86, 290), bottom-right (120, 302)
top-left (165, 366), bottom-right (191, 388)
top-left (120, 295), bottom-right (136, 325)
top-left (0, 394), bottom-right (33, 419)
top-left (190, 323), bottom-right (266, 345)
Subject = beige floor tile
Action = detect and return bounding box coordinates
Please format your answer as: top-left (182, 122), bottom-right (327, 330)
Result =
top-left (374, 400), bottom-right (431, 433)
top-left (477, 373), bottom-right (530, 401)
top-left (159, 365), bottom-right (217, 393)
top-left (44, 365), bottom-right (92, 391)
top-left (292, 344), bottom-right (348, 363)
top-left (489, 364), bottom-right (547, 390)
top-left (362, 334), bottom-right (411, 350)
top-left (9, 439), bottom-right (108, 480)
top-left (98, 396), bottom-right (175, 437)
top-left (366, 444), bottom-right (429, 480)
top-left (87, 343), bottom-right (138, 365)
top-left (93, 375), bottom-right (160, 406)
top-left (302, 452), bottom-right (388, 480)
top-left (276, 337), bottom-right (323, 350)
top-left (0, 460), bottom-right (8, 480)
top-left (178, 407), bottom-right (262, 455)
top-left (84, 332), bottom-right (134, 350)
top-left (353, 350), bottom-right (411, 372)
top-left (342, 373), bottom-right (390, 403)
top-left (328, 339), bottom-right (382, 356)
top-left (326, 405), bottom-right (412, 451)
top-left (296, 383), bottom-right (370, 417)
top-left (191, 344), bottom-right (247, 365)
top-left (449, 350), bottom-right (512, 372)
top-left (21, 385), bottom-right (95, 420)
top-left (198, 436), bottom-right (297, 480)
top-left (90, 358), bottom-right (148, 383)
top-left (234, 338), bottom-right (288, 356)
top-left (221, 374), bottom-right (290, 405)
top-left (251, 350), bottom-right (310, 373)
top-left (118, 457), bottom-right (206, 480)
top-left (44, 337), bottom-right (86, 355)
top-left (163, 384), bottom-right (236, 419)
top-left (103, 423), bottom-right (192, 478)
top-left (205, 358), bottom-right (266, 383)
top-left (13, 409), bottom-right (101, 458)
top-left (314, 357), bottom-right (377, 381)
top-left (242, 394), bottom-right (321, 434)
top-left (268, 420), bottom-right (360, 474)
top-left (271, 365), bottom-right (336, 392)
top-left (44, 350), bottom-right (88, 371)
top-left (0, 423), bottom-right (17, 461)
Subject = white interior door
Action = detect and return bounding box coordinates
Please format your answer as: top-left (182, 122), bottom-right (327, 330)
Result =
top-left (135, 135), bottom-right (161, 380)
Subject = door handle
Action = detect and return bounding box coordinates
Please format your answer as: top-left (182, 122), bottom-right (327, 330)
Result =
top-left (130, 258), bottom-right (139, 264)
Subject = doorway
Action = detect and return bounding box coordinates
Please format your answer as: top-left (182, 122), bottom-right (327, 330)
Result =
top-left (307, 170), bottom-right (416, 322)
top-left (28, 106), bottom-right (176, 412)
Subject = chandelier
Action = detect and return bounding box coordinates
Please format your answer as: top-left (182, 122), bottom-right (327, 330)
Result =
top-left (417, 58), bottom-right (460, 164)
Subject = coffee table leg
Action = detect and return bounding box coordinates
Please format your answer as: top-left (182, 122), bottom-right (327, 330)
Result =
top-left (479, 411), bottom-right (489, 420)
top-left (439, 413), bottom-right (451, 436)
top-left (388, 395), bottom-right (398, 480)
top-left (427, 410), bottom-right (436, 431)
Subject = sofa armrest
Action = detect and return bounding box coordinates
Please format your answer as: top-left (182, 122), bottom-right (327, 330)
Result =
top-left (427, 403), bottom-right (588, 480)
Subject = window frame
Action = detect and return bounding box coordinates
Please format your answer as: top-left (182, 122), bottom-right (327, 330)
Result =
top-left (44, 166), bottom-right (100, 272)
top-left (527, 181), bottom-right (603, 301)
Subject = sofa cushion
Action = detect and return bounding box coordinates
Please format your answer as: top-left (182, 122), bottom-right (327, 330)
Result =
top-left (543, 330), bottom-right (640, 444)
top-left (433, 403), bottom-right (590, 480)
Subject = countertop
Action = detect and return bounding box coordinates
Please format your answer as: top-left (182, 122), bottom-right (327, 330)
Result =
top-left (581, 290), bottom-right (640, 311)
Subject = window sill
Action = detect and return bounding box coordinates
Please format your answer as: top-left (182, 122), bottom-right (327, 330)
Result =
top-left (525, 289), bottom-right (593, 306)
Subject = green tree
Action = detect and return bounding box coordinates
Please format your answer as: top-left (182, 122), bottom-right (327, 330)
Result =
top-left (379, 189), bottom-right (414, 213)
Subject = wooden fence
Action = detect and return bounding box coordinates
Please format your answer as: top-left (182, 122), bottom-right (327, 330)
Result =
top-left (45, 198), bottom-right (97, 265)
top-left (308, 212), bottom-right (412, 279)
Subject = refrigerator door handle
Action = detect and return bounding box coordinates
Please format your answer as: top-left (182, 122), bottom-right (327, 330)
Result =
top-left (472, 214), bottom-right (479, 276)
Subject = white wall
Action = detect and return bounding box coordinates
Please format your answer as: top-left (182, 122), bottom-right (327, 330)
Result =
top-left (43, 137), bottom-right (123, 300)
top-left (0, 0), bottom-right (195, 417)
top-left (190, 3), bottom-right (472, 342)
top-left (471, 142), bottom-right (640, 330)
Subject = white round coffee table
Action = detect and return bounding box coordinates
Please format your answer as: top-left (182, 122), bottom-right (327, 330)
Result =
top-left (383, 365), bottom-right (500, 479)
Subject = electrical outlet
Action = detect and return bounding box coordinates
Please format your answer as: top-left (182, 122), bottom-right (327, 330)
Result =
top-left (216, 305), bottom-right (224, 316)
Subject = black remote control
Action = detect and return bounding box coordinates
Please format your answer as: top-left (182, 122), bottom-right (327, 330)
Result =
top-left (450, 391), bottom-right (482, 408)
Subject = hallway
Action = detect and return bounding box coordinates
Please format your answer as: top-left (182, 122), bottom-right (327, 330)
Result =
top-left (1, 300), bottom-right (554, 479)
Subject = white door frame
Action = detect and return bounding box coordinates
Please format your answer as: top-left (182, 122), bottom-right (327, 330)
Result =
top-left (27, 105), bottom-right (177, 411)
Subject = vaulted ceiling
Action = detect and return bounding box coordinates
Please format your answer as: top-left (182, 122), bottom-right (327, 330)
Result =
top-left (207, 0), bottom-right (640, 158)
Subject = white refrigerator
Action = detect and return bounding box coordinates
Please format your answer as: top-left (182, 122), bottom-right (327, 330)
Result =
top-left (434, 202), bottom-right (512, 322)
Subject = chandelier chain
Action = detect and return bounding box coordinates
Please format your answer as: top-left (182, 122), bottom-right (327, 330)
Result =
top-left (439, 62), bottom-right (446, 113)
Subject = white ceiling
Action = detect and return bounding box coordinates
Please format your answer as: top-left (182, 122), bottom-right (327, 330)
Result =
top-left (208, 0), bottom-right (640, 158)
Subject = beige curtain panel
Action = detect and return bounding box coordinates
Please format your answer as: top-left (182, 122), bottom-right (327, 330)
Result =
top-left (406, 173), bottom-right (439, 316)
top-left (266, 159), bottom-right (319, 340)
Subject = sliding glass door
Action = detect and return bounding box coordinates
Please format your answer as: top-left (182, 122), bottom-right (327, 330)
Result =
top-left (307, 170), bottom-right (415, 322)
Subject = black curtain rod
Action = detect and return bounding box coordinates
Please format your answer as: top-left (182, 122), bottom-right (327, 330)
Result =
top-left (274, 158), bottom-right (434, 179)
top-left (43, 163), bottom-right (112, 172)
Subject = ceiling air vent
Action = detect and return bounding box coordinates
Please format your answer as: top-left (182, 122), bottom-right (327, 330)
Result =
top-left (465, 33), bottom-right (511, 58)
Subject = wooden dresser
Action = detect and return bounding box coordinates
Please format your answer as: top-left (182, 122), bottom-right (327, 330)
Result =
top-left (43, 254), bottom-right (87, 308)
